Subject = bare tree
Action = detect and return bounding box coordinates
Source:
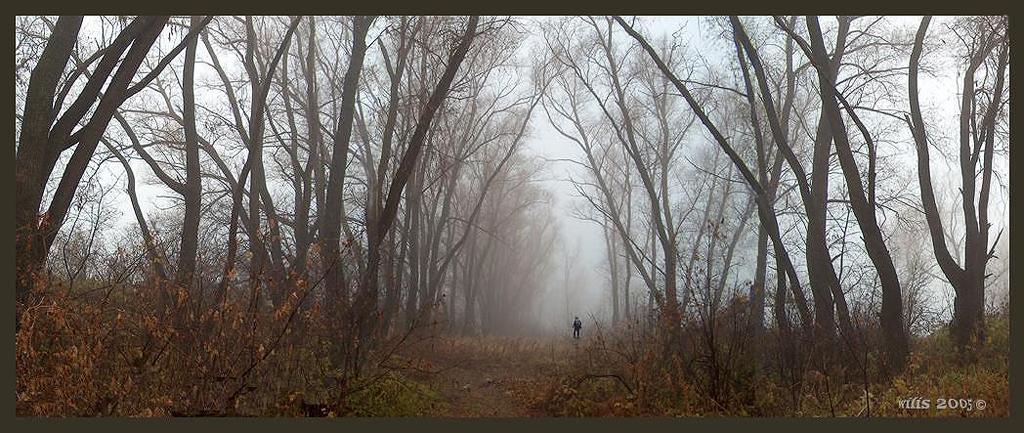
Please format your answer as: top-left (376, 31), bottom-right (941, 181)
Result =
top-left (15, 16), bottom-right (208, 321)
top-left (908, 16), bottom-right (1008, 353)
top-left (321, 15), bottom-right (376, 312)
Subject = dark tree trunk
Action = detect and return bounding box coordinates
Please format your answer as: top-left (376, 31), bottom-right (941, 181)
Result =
top-left (350, 16), bottom-right (479, 373)
top-left (805, 16), bottom-right (907, 372)
top-left (17, 17), bottom-right (182, 319)
top-left (15, 16), bottom-right (84, 310)
top-left (908, 16), bottom-right (1007, 354)
top-left (176, 16), bottom-right (203, 300)
top-left (320, 16), bottom-right (375, 312)
top-left (619, 16), bottom-right (814, 332)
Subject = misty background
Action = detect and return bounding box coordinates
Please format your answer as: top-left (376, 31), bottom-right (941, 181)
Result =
top-left (19, 15), bottom-right (1010, 334)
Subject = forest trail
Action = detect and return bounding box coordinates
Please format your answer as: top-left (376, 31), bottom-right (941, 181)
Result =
top-left (400, 336), bottom-right (579, 417)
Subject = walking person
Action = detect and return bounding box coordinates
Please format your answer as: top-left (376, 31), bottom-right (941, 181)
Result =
top-left (572, 316), bottom-right (582, 339)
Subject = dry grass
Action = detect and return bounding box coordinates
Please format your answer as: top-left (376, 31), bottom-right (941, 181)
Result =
top-left (531, 315), bottom-right (1010, 417)
top-left (16, 281), bottom-right (1009, 418)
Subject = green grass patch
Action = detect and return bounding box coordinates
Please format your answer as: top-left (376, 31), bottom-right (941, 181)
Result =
top-left (342, 371), bottom-right (444, 416)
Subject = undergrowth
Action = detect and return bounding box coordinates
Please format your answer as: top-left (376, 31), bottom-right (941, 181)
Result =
top-left (535, 313), bottom-right (1009, 417)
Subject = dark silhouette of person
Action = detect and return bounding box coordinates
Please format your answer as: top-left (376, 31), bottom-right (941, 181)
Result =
top-left (572, 316), bottom-right (582, 339)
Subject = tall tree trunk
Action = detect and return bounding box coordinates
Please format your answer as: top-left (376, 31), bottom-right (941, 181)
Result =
top-left (805, 16), bottom-right (907, 372)
top-left (618, 16), bottom-right (813, 332)
top-left (176, 16), bottom-right (203, 301)
top-left (603, 219), bottom-right (620, 325)
top-left (350, 16), bottom-right (479, 373)
top-left (404, 174), bottom-right (422, 328)
top-left (320, 16), bottom-right (375, 313)
top-left (732, 16), bottom-right (856, 351)
top-left (908, 16), bottom-right (1007, 353)
top-left (15, 16), bottom-right (85, 310)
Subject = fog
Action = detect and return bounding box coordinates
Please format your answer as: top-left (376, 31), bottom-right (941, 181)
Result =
top-left (519, 16), bottom-right (1011, 333)
top-left (18, 16), bottom-right (1009, 337)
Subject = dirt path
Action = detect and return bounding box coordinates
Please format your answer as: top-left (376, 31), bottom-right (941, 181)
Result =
top-left (402, 336), bottom-right (575, 417)
top-left (426, 358), bottom-right (540, 416)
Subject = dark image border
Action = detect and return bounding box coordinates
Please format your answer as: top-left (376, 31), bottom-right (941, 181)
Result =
top-left (3, 2), bottom-right (1019, 431)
